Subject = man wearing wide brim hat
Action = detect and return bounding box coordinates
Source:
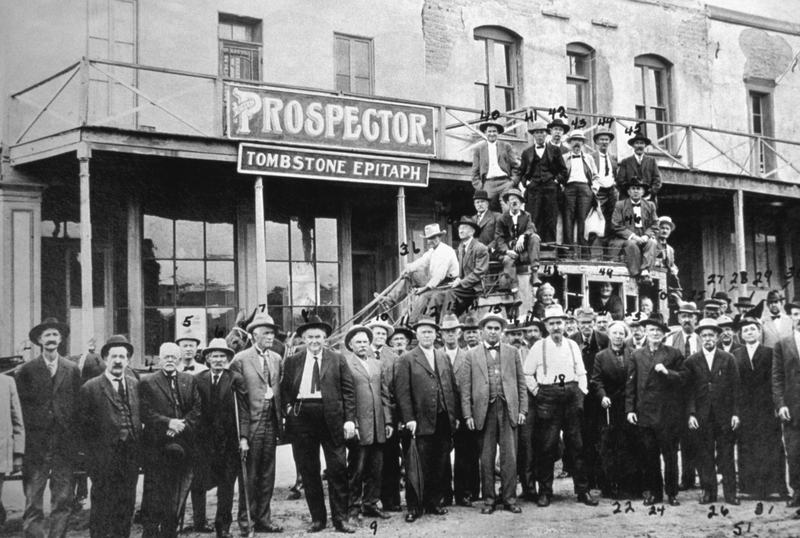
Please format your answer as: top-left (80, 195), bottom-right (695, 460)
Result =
top-left (473, 119), bottom-right (518, 213)
top-left (715, 316), bottom-right (741, 354)
top-left (496, 188), bottom-right (541, 292)
top-left (608, 175), bottom-right (660, 285)
top-left (442, 217), bottom-right (490, 321)
top-left (564, 129), bottom-right (609, 258)
top-left (617, 132), bottom-right (662, 204)
top-left (760, 290), bottom-right (793, 348)
top-left (176, 325), bottom-right (208, 378)
top-left (472, 189), bottom-right (502, 250)
top-left (592, 127), bottom-right (620, 249)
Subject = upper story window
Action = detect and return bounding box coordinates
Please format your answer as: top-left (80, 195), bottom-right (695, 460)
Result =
top-left (566, 43), bottom-right (594, 115)
top-left (748, 88), bottom-right (776, 175)
top-left (634, 54), bottom-right (672, 148)
top-left (219, 15), bottom-right (262, 81)
top-left (334, 33), bottom-right (374, 94)
top-left (474, 26), bottom-right (520, 115)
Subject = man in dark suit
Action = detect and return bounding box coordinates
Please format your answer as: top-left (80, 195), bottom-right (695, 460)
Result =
top-left (609, 177), bottom-right (660, 285)
top-left (196, 339), bottom-right (249, 538)
top-left (589, 282), bottom-right (624, 321)
top-left (773, 296), bottom-right (800, 507)
top-left (617, 133), bottom-right (662, 204)
top-left (626, 317), bottom-right (686, 506)
top-left (472, 189), bottom-right (502, 252)
top-left (684, 319), bottom-right (741, 505)
top-left (462, 313), bottom-right (528, 514)
top-left (592, 128), bottom-right (619, 248)
top-left (716, 316), bottom-right (742, 354)
top-left (343, 326), bottom-right (392, 523)
top-left (281, 315), bottom-right (357, 534)
top-left (569, 308), bottom-right (610, 492)
top-left (139, 342), bottom-right (202, 538)
top-left (229, 312), bottom-right (283, 535)
top-left (16, 318), bottom-right (81, 538)
top-left (471, 121), bottom-right (518, 212)
top-left (395, 318), bottom-right (459, 522)
top-left (78, 335), bottom-right (142, 538)
top-left (515, 120), bottom-right (567, 244)
top-left (443, 218), bottom-right (489, 318)
top-left (495, 188), bottom-right (541, 291)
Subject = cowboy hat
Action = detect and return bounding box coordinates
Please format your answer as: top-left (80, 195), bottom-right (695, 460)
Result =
top-left (478, 311), bottom-right (508, 330)
top-left (296, 314), bottom-right (333, 337)
top-left (543, 304), bottom-right (568, 322)
top-left (502, 188), bottom-right (525, 203)
top-left (676, 302), bottom-right (701, 317)
top-left (246, 311), bottom-right (282, 334)
top-left (479, 120), bottom-right (505, 135)
top-left (421, 223), bottom-right (446, 239)
top-left (524, 316), bottom-right (547, 333)
top-left (473, 189), bottom-right (490, 201)
top-left (657, 216), bottom-right (676, 231)
top-left (29, 317), bottom-right (70, 345)
top-left (202, 337), bottom-right (235, 359)
top-left (344, 325), bottom-right (373, 351)
top-left (364, 315), bottom-right (395, 337)
top-left (412, 317), bottom-right (440, 331)
top-left (626, 176), bottom-right (650, 192)
top-left (455, 217), bottom-right (481, 235)
top-left (528, 120), bottom-right (549, 133)
top-left (461, 315), bottom-right (480, 331)
top-left (547, 118), bottom-right (570, 133)
top-left (439, 314), bottom-right (463, 331)
top-left (566, 129), bottom-right (588, 142)
top-left (390, 325), bottom-right (415, 342)
top-left (627, 132), bottom-right (652, 147)
top-left (733, 296), bottom-right (755, 309)
top-left (505, 317), bottom-right (526, 333)
top-left (101, 334), bottom-right (134, 358)
top-left (696, 318), bottom-right (723, 335)
top-left (593, 128), bottom-right (615, 142)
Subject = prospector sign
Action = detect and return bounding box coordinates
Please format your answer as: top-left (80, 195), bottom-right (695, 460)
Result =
top-left (226, 83), bottom-right (436, 157)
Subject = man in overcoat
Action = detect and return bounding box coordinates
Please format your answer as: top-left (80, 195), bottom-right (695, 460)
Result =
top-left (609, 177), bottom-right (659, 285)
top-left (773, 295), bottom-right (800, 508)
top-left (616, 133), bottom-right (662, 204)
top-left (494, 188), bottom-right (541, 291)
top-left (0, 359), bottom-right (24, 528)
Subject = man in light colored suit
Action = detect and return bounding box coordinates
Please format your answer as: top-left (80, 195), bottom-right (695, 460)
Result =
top-left (343, 326), bottom-right (392, 524)
top-left (462, 313), bottom-right (528, 514)
top-left (0, 366), bottom-right (24, 528)
top-left (443, 218), bottom-right (489, 318)
top-left (471, 121), bottom-right (518, 212)
top-left (229, 312), bottom-right (284, 535)
top-left (592, 128), bottom-right (619, 248)
top-left (773, 295), bottom-right (800, 508)
top-left (762, 290), bottom-right (793, 348)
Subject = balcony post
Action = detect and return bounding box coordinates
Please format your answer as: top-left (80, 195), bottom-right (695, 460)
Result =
top-left (254, 176), bottom-right (268, 306)
top-left (733, 188), bottom-right (747, 296)
top-left (78, 143), bottom-right (94, 353)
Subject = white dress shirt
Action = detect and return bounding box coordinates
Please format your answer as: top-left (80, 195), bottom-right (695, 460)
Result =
top-left (524, 337), bottom-right (587, 394)
top-left (486, 142), bottom-right (505, 178)
top-left (745, 342), bottom-right (759, 367)
top-left (405, 241), bottom-right (459, 289)
top-left (635, 154), bottom-right (643, 165)
top-left (445, 347), bottom-right (458, 366)
top-left (105, 370), bottom-right (126, 393)
top-left (297, 350), bottom-right (324, 399)
top-left (44, 357), bottom-right (58, 377)
top-left (702, 348), bottom-right (715, 371)
top-left (255, 345), bottom-right (274, 400)
top-left (420, 345), bottom-right (436, 371)
top-left (567, 153), bottom-right (587, 184)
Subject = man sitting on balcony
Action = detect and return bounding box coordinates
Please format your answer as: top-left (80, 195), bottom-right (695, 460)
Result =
top-left (609, 177), bottom-right (659, 286)
top-left (471, 121), bottom-right (518, 213)
top-left (617, 133), bottom-right (662, 206)
top-left (494, 188), bottom-right (540, 293)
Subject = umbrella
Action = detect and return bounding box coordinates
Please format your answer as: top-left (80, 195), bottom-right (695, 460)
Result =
top-left (405, 434), bottom-right (424, 505)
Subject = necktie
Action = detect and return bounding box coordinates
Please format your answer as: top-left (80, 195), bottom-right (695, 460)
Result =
top-left (212, 374), bottom-right (220, 386)
top-left (684, 339), bottom-right (691, 358)
top-left (114, 377), bottom-right (126, 401)
top-left (772, 315), bottom-right (780, 321)
top-left (487, 345), bottom-right (499, 354)
top-left (477, 212), bottom-right (484, 223)
top-left (632, 202), bottom-right (641, 207)
top-left (48, 362), bottom-right (56, 377)
top-left (311, 356), bottom-right (321, 394)
top-left (604, 153), bottom-right (610, 176)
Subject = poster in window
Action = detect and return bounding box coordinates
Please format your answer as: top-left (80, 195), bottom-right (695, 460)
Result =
top-left (175, 307), bottom-right (208, 347)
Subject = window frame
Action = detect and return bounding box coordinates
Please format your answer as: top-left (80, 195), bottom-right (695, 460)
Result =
top-left (333, 32), bottom-right (375, 95)
top-left (634, 54), bottom-right (673, 151)
top-left (746, 84), bottom-right (776, 176)
top-left (473, 26), bottom-right (521, 121)
top-left (566, 43), bottom-right (595, 116)
top-left (218, 14), bottom-right (262, 82)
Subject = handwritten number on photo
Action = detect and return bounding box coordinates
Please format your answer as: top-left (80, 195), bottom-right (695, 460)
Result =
top-left (369, 521), bottom-right (378, 535)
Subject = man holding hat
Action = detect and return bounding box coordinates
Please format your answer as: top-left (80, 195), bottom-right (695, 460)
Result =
top-left (592, 128), bottom-right (620, 244)
top-left (281, 315), bottom-right (357, 533)
top-left (195, 339), bottom-right (249, 538)
top-left (229, 311), bottom-right (284, 534)
top-left (16, 318), bottom-right (81, 538)
top-left (443, 218), bottom-right (489, 318)
top-left (610, 176), bottom-right (660, 285)
top-left (515, 119), bottom-right (568, 244)
top-left (472, 121), bottom-right (519, 212)
top-left (684, 318), bottom-right (742, 505)
top-left (762, 290), bottom-right (793, 348)
top-left (734, 318), bottom-right (788, 500)
top-left (78, 335), bottom-right (141, 538)
top-left (773, 295), bottom-right (800, 507)
top-left (563, 129), bottom-right (608, 256)
top-left (462, 312), bottom-right (528, 514)
top-left (394, 318), bottom-right (459, 522)
top-left (472, 189), bottom-right (502, 250)
top-left (523, 305), bottom-right (597, 507)
top-left (617, 133), bottom-right (662, 204)
top-left (495, 189), bottom-right (541, 292)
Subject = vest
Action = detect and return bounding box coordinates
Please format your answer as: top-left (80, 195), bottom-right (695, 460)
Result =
top-left (486, 347), bottom-right (506, 403)
top-left (113, 383), bottom-right (135, 442)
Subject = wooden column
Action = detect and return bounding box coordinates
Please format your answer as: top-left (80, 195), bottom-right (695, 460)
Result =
top-left (254, 177), bottom-right (268, 305)
top-left (733, 188), bottom-right (747, 296)
top-left (397, 187), bottom-right (407, 271)
top-left (127, 192), bottom-right (143, 366)
top-left (78, 144), bottom-right (94, 353)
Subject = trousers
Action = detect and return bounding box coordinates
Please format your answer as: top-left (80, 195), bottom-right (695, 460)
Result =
top-left (479, 400), bottom-right (518, 506)
top-left (22, 451), bottom-right (74, 538)
top-left (238, 404), bottom-right (278, 532)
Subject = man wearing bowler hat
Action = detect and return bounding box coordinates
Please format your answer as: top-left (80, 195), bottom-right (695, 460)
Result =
top-left (515, 119), bottom-right (568, 244)
top-left (471, 120), bottom-right (518, 212)
top-left (495, 188), bottom-right (541, 293)
top-left (462, 312), bottom-right (528, 514)
top-left (617, 133), bottom-right (662, 204)
top-left (78, 335), bottom-right (142, 538)
top-left (592, 128), bottom-right (620, 247)
top-left (547, 118), bottom-right (571, 154)
top-left (443, 217), bottom-right (489, 318)
top-left (229, 311), bottom-right (284, 534)
top-left (16, 318), bottom-right (81, 538)
top-left (281, 315), bottom-right (357, 533)
top-left (472, 189), bottom-right (502, 251)
top-left (762, 290), bottom-right (793, 347)
top-left (563, 129), bottom-right (608, 257)
top-left (609, 177), bottom-right (660, 285)
top-left (773, 295), bottom-right (800, 507)
top-left (195, 339), bottom-right (249, 538)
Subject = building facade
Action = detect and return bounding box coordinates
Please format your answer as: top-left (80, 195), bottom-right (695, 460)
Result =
top-left (2, 0), bottom-right (799, 363)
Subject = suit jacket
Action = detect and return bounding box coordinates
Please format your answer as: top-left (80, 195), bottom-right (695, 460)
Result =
top-left (593, 151), bottom-right (618, 182)
top-left (563, 152), bottom-right (602, 187)
top-left (138, 371), bottom-right (201, 458)
top-left (569, 330), bottom-right (610, 392)
top-left (617, 155), bottom-right (662, 195)
top-left (195, 369), bottom-right (249, 458)
top-left (589, 294), bottom-right (624, 321)
top-left (762, 313), bottom-right (793, 348)
top-left (625, 344), bottom-right (686, 428)
top-left (612, 198), bottom-right (659, 240)
top-left (229, 346), bottom-right (283, 440)
top-left (78, 373), bottom-right (142, 473)
top-left (394, 346), bottom-right (459, 436)
top-left (773, 334), bottom-right (800, 420)
top-left (733, 345), bottom-right (774, 423)
top-left (593, 345), bottom-right (634, 402)
top-left (495, 210), bottom-right (536, 256)
top-left (346, 355), bottom-right (391, 445)
top-left (281, 348), bottom-right (357, 446)
top-left (455, 239), bottom-right (489, 293)
top-left (371, 346), bottom-right (399, 426)
top-left (474, 210), bottom-right (503, 251)
top-left (15, 355), bottom-right (81, 464)
top-left (461, 343), bottom-right (527, 431)
top-left (515, 143), bottom-right (568, 189)
top-left (0, 375), bottom-right (24, 473)
top-left (684, 348), bottom-right (740, 423)
top-left (718, 341), bottom-right (742, 355)
top-left (471, 140), bottom-right (518, 188)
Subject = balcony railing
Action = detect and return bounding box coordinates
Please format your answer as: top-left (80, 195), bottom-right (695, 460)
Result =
top-left (8, 58), bottom-right (800, 185)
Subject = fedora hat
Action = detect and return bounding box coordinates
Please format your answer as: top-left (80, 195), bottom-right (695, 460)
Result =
top-left (657, 216), bottom-right (676, 231)
top-left (473, 189), bottom-right (490, 201)
top-left (524, 316), bottom-right (547, 333)
top-left (640, 315), bottom-right (670, 333)
top-left (479, 120), bottom-right (505, 135)
top-left (627, 132), bottom-right (652, 147)
top-left (364, 315), bottom-right (394, 338)
top-left (502, 188), bottom-right (525, 204)
top-left (478, 311), bottom-right (508, 330)
top-left (29, 317), bottom-right (70, 346)
top-left (412, 317), bottom-right (440, 331)
top-left (297, 314), bottom-right (333, 337)
top-left (390, 325), bottom-right (415, 342)
top-left (734, 295), bottom-right (755, 309)
top-left (175, 326), bottom-right (202, 345)
top-left (543, 304), bottom-right (568, 322)
top-left (505, 317), bottom-right (526, 333)
top-left (593, 128), bottom-right (615, 142)
top-left (676, 302), bottom-right (701, 317)
top-left (575, 307), bottom-right (596, 322)
top-left (716, 315), bottom-right (736, 329)
top-left (202, 337), bottom-right (234, 359)
top-left (696, 318), bottom-right (723, 335)
top-left (455, 217), bottom-right (481, 235)
top-left (344, 325), bottom-right (373, 351)
top-left (738, 317), bottom-right (762, 330)
top-left (547, 118), bottom-right (570, 133)
top-left (246, 310), bottom-right (282, 334)
top-left (461, 315), bottom-right (480, 331)
top-left (566, 129), bottom-right (587, 142)
top-left (626, 176), bottom-right (650, 192)
top-left (528, 120), bottom-right (549, 133)
top-left (785, 295), bottom-right (800, 315)
top-left (421, 223), bottom-right (446, 239)
top-left (101, 334), bottom-right (134, 358)
top-left (439, 314), bottom-right (463, 331)
top-left (766, 290), bottom-right (784, 303)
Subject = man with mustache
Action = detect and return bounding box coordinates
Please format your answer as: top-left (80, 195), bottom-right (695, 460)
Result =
top-left (617, 133), bottom-right (662, 205)
top-left (16, 318), bottom-right (81, 538)
top-left (472, 121), bottom-right (519, 212)
top-left (762, 290), bottom-right (793, 348)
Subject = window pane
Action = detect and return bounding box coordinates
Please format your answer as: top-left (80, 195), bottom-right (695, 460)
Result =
top-left (751, 93), bottom-right (762, 115)
top-left (336, 75), bottom-right (351, 93)
top-left (475, 83), bottom-right (489, 111)
top-left (143, 215), bottom-right (173, 258)
top-left (268, 305), bottom-right (288, 332)
top-left (218, 23), bottom-right (232, 40)
top-left (499, 87), bottom-right (514, 112)
top-left (635, 67), bottom-right (645, 106)
top-left (494, 42), bottom-right (511, 86)
top-left (206, 222), bottom-right (234, 259)
top-left (144, 259), bottom-right (174, 307)
top-left (231, 23), bottom-right (247, 42)
top-left (144, 308), bottom-right (174, 357)
top-left (176, 220), bottom-right (204, 259)
top-left (474, 38), bottom-right (488, 84)
top-left (265, 219), bottom-right (289, 260)
top-left (335, 37), bottom-right (350, 77)
top-left (567, 54), bottom-right (576, 76)
top-left (353, 77), bottom-right (370, 95)
top-left (266, 261), bottom-right (290, 306)
top-left (318, 263), bottom-right (339, 305)
top-left (175, 260), bottom-right (205, 306)
top-left (653, 69), bottom-right (665, 106)
top-left (291, 216), bottom-right (315, 263)
top-left (206, 307), bottom-right (236, 342)
top-left (352, 40), bottom-right (370, 78)
top-left (316, 306), bottom-right (341, 333)
top-left (574, 55), bottom-right (588, 78)
top-left (316, 218), bottom-right (338, 261)
top-left (291, 262), bottom-right (316, 306)
top-left (567, 81), bottom-right (581, 111)
top-left (206, 261), bottom-right (236, 306)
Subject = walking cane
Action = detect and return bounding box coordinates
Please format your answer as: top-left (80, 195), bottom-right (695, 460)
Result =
top-left (234, 392), bottom-right (254, 538)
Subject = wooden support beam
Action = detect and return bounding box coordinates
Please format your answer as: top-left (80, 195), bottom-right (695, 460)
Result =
top-left (397, 187), bottom-right (407, 272)
top-left (127, 191), bottom-right (143, 366)
top-left (78, 144), bottom-right (94, 355)
top-left (254, 177), bottom-right (268, 306)
top-left (733, 188), bottom-right (747, 296)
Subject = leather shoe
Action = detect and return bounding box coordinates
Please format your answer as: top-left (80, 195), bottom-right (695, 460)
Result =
top-left (404, 512), bottom-right (419, 523)
top-left (699, 492), bottom-right (716, 505)
top-left (426, 506), bottom-right (448, 516)
top-left (505, 504), bottom-right (522, 514)
top-left (668, 496), bottom-right (681, 506)
top-left (725, 497), bottom-right (741, 506)
top-left (307, 521), bottom-right (326, 533)
top-left (643, 495), bottom-right (662, 506)
top-left (286, 490), bottom-right (301, 500)
top-left (578, 492), bottom-right (599, 506)
top-left (362, 506), bottom-right (390, 519)
top-left (537, 494), bottom-right (551, 507)
top-left (254, 524), bottom-right (283, 533)
top-left (455, 499), bottom-right (473, 507)
top-left (679, 481), bottom-right (695, 491)
top-left (333, 521), bottom-right (356, 534)
top-left (787, 497), bottom-right (800, 508)
top-left (480, 505), bottom-right (495, 515)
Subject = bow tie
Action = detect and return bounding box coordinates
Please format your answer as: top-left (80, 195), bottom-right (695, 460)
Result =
top-left (487, 345), bottom-right (499, 352)
top-left (184, 365), bottom-right (195, 371)
top-left (631, 202), bottom-right (641, 207)
top-left (772, 315), bottom-right (781, 320)
top-left (571, 154), bottom-right (582, 159)
top-left (536, 144), bottom-right (545, 149)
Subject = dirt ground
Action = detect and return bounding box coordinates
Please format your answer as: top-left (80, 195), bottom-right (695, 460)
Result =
top-left (2, 445), bottom-right (798, 538)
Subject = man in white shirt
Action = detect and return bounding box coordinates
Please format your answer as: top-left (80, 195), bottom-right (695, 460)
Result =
top-left (592, 128), bottom-right (619, 251)
top-left (471, 121), bottom-right (518, 212)
top-left (563, 130), bottom-right (604, 257)
top-left (523, 304), bottom-right (598, 507)
top-left (176, 329), bottom-right (208, 375)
